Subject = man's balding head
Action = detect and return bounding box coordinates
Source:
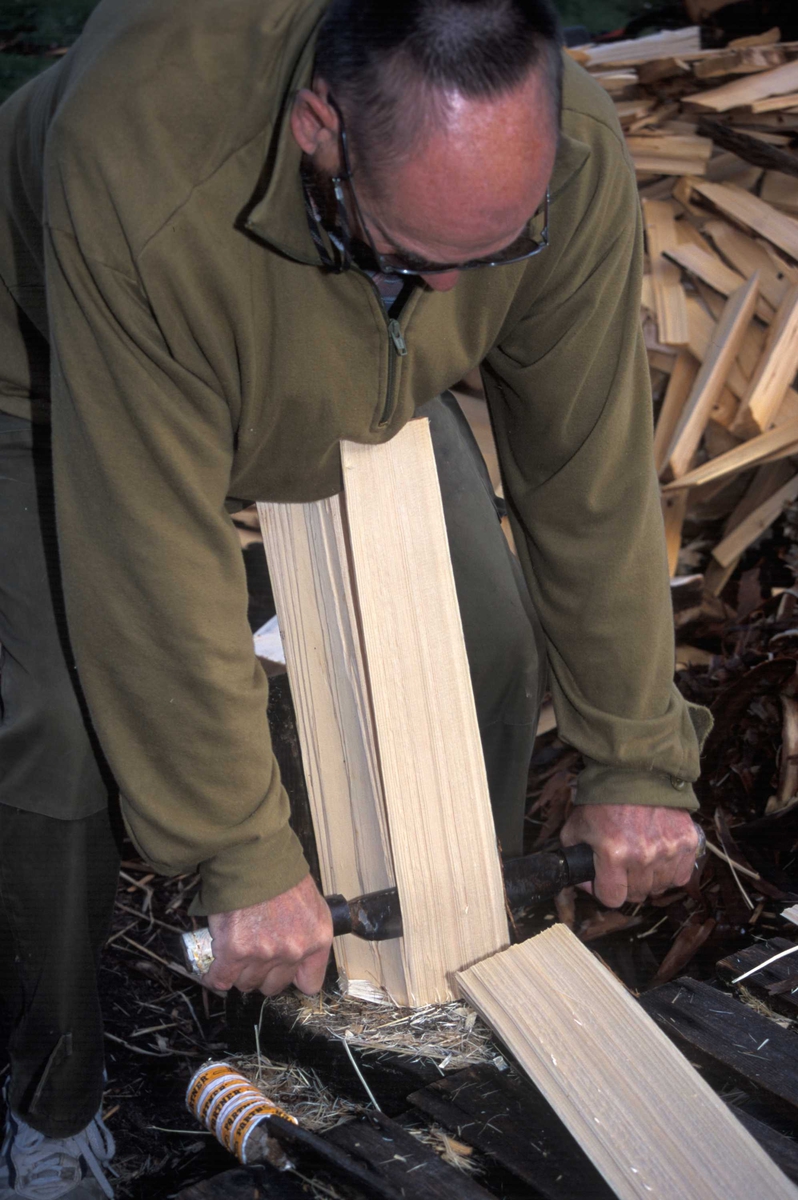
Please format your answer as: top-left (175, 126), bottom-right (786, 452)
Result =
top-left (291, 0), bottom-right (561, 289)
top-left (314, 0), bottom-right (562, 185)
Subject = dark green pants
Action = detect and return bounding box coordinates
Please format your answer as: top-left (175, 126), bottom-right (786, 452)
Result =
top-left (0, 396), bottom-right (544, 1135)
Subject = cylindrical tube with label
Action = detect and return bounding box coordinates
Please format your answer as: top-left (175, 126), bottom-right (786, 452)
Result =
top-left (186, 1061), bottom-right (297, 1166)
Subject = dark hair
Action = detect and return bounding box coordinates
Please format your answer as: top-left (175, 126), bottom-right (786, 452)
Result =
top-left (314, 0), bottom-right (562, 182)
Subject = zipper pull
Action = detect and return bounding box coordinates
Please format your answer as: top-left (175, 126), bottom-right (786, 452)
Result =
top-left (388, 319), bottom-right (408, 357)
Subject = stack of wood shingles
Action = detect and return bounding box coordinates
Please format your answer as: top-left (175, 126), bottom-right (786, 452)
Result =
top-left (570, 27), bottom-right (798, 595)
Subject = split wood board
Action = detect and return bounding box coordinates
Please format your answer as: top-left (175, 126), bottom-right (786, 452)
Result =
top-left (625, 134), bottom-right (713, 160)
top-left (642, 199), bottom-right (689, 346)
top-left (684, 296), bottom-right (749, 401)
top-left (665, 241), bottom-right (745, 295)
top-left (456, 924), bottom-right (798, 1200)
top-left (666, 239), bottom-right (775, 325)
top-left (703, 219), bottom-right (793, 311)
top-left (339, 420), bottom-right (508, 1002)
top-left (711, 470), bottom-right (798, 565)
top-left (662, 489), bottom-right (688, 576)
top-left (688, 59), bottom-right (798, 113)
top-left (666, 273), bottom-right (760, 477)
top-left (259, 419), bottom-right (508, 1007)
top-left (689, 180), bottom-right (798, 261)
top-left (734, 284), bottom-right (798, 433)
top-left (653, 349), bottom-right (699, 475)
top-left (576, 26), bottom-right (701, 68)
top-left (762, 171), bottom-right (798, 214)
top-left (662, 415), bottom-right (798, 490)
top-left (634, 155), bottom-right (707, 176)
top-left (258, 494), bottom-right (407, 1004)
top-left (703, 459), bottom-right (796, 594)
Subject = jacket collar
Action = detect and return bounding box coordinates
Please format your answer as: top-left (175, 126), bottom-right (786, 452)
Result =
top-left (244, 18), bottom-right (323, 265)
top-left (245, 43), bottom-right (591, 266)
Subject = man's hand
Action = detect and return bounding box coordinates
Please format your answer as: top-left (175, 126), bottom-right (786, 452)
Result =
top-left (560, 805), bottom-right (699, 908)
top-left (204, 873), bottom-right (333, 996)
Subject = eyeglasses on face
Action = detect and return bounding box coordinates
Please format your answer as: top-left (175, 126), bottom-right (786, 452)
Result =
top-left (326, 94), bottom-right (550, 277)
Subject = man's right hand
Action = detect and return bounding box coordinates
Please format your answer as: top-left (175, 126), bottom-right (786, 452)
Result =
top-left (203, 872), bottom-right (333, 996)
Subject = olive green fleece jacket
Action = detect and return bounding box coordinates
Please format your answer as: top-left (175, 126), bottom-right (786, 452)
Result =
top-left (0, 0), bottom-right (709, 915)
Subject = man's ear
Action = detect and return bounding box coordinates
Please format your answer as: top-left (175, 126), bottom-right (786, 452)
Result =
top-left (290, 83), bottom-right (339, 157)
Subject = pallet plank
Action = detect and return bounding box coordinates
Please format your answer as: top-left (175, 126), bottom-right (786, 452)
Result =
top-left (409, 1064), bottom-right (614, 1200)
top-left (325, 1110), bottom-right (495, 1200)
top-left (731, 1109), bottom-right (798, 1185)
top-left (175, 1165), bottom-right (313, 1199)
top-left (716, 938), bottom-right (798, 1016)
top-left (641, 977), bottom-right (798, 1120)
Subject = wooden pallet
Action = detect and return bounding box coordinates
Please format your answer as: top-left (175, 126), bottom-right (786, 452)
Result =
top-left (180, 936), bottom-right (798, 1199)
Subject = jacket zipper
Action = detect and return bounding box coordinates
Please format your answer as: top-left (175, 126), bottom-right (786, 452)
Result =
top-left (382, 317), bottom-right (408, 426)
top-left (358, 268), bottom-right (410, 427)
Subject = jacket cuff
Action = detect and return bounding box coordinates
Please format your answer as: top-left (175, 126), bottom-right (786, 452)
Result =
top-left (575, 761), bottom-right (699, 812)
top-left (189, 822), bottom-right (310, 916)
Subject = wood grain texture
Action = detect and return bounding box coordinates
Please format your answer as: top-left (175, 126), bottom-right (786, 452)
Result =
top-left (341, 420), bottom-right (508, 1005)
top-left (733, 284), bottom-right (798, 434)
top-left (258, 496), bottom-right (408, 1004)
top-left (457, 924), bottom-right (798, 1200)
top-left (667, 273), bottom-right (760, 477)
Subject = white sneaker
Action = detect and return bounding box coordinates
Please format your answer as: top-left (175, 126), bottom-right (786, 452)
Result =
top-left (0, 1103), bottom-right (115, 1199)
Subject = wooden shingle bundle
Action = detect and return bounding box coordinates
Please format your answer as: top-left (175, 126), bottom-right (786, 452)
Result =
top-left (570, 27), bottom-right (798, 587)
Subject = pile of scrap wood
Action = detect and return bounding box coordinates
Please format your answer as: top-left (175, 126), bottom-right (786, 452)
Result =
top-left (570, 25), bottom-right (798, 595)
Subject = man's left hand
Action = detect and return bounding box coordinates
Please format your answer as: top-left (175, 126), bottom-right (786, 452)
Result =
top-left (560, 804), bottom-right (700, 908)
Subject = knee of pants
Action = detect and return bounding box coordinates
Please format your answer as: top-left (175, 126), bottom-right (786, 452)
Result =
top-left (470, 615), bottom-right (547, 730)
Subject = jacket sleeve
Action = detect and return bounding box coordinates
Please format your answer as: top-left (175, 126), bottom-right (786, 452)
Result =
top-left (483, 111), bottom-right (710, 813)
top-left (45, 223), bottom-right (309, 914)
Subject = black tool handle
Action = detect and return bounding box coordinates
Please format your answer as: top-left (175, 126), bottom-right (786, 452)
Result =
top-left (326, 843), bottom-right (596, 941)
top-left (326, 886), bottom-right (402, 941)
top-left (502, 842), bottom-right (595, 911)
